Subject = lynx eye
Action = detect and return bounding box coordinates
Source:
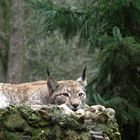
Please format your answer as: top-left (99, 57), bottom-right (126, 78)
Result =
top-left (62, 93), bottom-right (70, 97)
top-left (78, 93), bottom-right (84, 97)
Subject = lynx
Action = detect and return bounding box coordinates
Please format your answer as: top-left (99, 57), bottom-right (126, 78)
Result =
top-left (0, 68), bottom-right (87, 111)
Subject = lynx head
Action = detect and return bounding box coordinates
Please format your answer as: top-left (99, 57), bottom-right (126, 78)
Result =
top-left (47, 67), bottom-right (87, 111)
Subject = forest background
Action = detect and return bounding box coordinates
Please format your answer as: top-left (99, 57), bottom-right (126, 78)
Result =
top-left (0, 0), bottom-right (140, 140)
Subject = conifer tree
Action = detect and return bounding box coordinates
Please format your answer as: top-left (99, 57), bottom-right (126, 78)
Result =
top-left (25, 0), bottom-right (140, 139)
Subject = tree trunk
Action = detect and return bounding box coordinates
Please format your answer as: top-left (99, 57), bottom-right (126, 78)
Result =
top-left (7, 0), bottom-right (25, 83)
top-left (0, 0), bottom-right (11, 82)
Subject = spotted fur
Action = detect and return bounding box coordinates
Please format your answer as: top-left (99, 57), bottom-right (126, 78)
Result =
top-left (0, 69), bottom-right (87, 110)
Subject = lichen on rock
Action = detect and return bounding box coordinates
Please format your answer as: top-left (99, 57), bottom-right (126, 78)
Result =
top-left (0, 105), bottom-right (121, 140)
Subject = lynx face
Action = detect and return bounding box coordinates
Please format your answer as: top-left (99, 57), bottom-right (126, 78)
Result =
top-left (47, 68), bottom-right (87, 111)
top-left (48, 80), bottom-right (87, 111)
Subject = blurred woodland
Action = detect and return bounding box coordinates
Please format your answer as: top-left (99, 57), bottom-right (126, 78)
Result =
top-left (0, 0), bottom-right (140, 140)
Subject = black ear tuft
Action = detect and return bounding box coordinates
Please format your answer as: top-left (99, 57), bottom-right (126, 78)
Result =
top-left (47, 69), bottom-right (50, 77)
top-left (76, 66), bottom-right (87, 88)
top-left (82, 66), bottom-right (86, 81)
top-left (47, 79), bottom-right (60, 94)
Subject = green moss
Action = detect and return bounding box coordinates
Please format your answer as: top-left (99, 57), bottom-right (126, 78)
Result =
top-left (97, 121), bottom-right (121, 139)
top-left (64, 130), bottom-right (89, 140)
top-left (4, 113), bottom-right (29, 131)
top-left (6, 132), bottom-right (31, 140)
top-left (0, 131), bottom-right (6, 140)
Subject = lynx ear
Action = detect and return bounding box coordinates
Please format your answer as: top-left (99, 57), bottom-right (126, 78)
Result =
top-left (47, 79), bottom-right (60, 94)
top-left (76, 67), bottom-right (87, 88)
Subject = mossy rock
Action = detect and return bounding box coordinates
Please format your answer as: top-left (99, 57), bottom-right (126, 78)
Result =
top-left (0, 105), bottom-right (121, 140)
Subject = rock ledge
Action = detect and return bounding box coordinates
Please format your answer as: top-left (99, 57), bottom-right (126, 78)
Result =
top-left (0, 105), bottom-right (121, 140)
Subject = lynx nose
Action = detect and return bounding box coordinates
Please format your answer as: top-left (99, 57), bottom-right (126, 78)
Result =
top-left (72, 104), bottom-right (79, 109)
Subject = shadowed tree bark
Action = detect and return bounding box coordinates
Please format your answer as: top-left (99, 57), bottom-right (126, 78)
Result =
top-left (7, 0), bottom-right (25, 83)
top-left (0, 0), bottom-right (11, 82)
